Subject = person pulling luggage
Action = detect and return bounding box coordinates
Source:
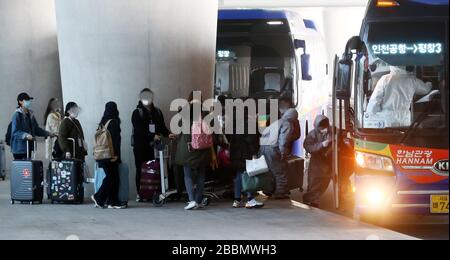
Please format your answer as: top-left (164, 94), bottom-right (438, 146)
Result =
top-left (10, 93), bottom-right (56, 160)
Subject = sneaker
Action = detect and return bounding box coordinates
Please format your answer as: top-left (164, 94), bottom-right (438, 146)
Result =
top-left (108, 205), bottom-right (127, 209)
top-left (91, 195), bottom-right (105, 209)
top-left (233, 200), bottom-right (242, 208)
top-left (245, 199), bottom-right (264, 209)
top-left (184, 201), bottom-right (198, 210)
top-left (136, 195), bottom-right (142, 202)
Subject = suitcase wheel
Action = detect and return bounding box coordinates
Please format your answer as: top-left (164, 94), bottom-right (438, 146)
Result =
top-left (152, 193), bottom-right (165, 207)
top-left (11, 200), bottom-right (14, 205)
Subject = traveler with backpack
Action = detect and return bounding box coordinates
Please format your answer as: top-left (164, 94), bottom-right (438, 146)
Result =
top-left (9, 93), bottom-right (56, 160)
top-left (175, 93), bottom-right (212, 210)
top-left (58, 102), bottom-right (87, 161)
top-left (91, 102), bottom-right (123, 209)
top-left (131, 88), bottom-right (174, 202)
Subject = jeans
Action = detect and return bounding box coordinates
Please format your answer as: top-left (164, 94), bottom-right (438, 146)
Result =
top-left (95, 162), bottom-right (120, 206)
top-left (183, 166), bottom-right (205, 204)
top-left (234, 170), bottom-right (254, 201)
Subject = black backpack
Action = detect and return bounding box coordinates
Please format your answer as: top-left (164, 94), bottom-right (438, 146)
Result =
top-left (5, 122), bottom-right (12, 146)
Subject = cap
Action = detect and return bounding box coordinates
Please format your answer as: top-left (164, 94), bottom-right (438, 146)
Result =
top-left (17, 93), bottom-right (34, 102)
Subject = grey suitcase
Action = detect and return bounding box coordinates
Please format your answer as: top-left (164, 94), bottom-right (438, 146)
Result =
top-left (10, 141), bottom-right (44, 204)
top-left (0, 142), bottom-right (6, 181)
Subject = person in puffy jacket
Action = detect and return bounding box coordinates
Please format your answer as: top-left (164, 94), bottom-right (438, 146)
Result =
top-left (260, 97), bottom-right (301, 199)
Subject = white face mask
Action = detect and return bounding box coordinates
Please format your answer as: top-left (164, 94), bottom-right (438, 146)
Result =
top-left (69, 108), bottom-right (80, 119)
top-left (279, 108), bottom-right (288, 115)
top-left (320, 128), bottom-right (329, 134)
top-left (141, 92), bottom-right (154, 106)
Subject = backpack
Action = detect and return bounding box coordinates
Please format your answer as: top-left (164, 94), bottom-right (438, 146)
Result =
top-left (191, 120), bottom-right (213, 150)
top-left (93, 120), bottom-right (114, 161)
top-left (5, 122), bottom-right (12, 146)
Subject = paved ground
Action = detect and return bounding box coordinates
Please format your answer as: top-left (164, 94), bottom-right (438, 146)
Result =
top-left (0, 181), bottom-right (417, 240)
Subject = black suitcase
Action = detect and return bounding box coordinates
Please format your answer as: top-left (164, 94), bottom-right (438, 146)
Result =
top-left (49, 160), bottom-right (84, 204)
top-left (1, 142), bottom-right (6, 181)
top-left (10, 141), bottom-right (44, 204)
top-left (49, 138), bottom-right (84, 204)
top-left (287, 156), bottom-right (305, 192)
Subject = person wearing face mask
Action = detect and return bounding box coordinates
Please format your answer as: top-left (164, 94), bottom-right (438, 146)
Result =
top-left (259, 97), bottom-right (301, 200)
top-left (303, 115), bottom-right (332, 208)
top-left (10, 93), bottom-right (55, 160)
top-left (58, 102), bottom-right (88, 161)
top-left (131, 88), bottom-right (173, 202)
top-left (44, 98), bottom-right (63, 160)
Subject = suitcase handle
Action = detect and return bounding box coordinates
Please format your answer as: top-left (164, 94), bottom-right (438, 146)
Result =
top-left (26, 139), bottom-right (37, 160)
top-left (67, 138), bottom-right (77, 159)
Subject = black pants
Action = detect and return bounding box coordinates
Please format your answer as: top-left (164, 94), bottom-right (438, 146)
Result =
top-left (303, 174), bottom-right (331, 205)
top-left (133, 147), bottom-right (153, 193)
top-left (95, 162), bottom-right (120, 206)
top-left (13, 154), bottom-right (27, 160)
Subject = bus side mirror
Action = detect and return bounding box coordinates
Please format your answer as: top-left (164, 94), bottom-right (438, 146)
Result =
top-left (301, 54), bottom-right (313, 81)
top-left (295, 40), bottom-right (313, 81)
top-left (294, 39), bottom-right (306, 49)
top-left (336, 59), bottom-right (352, 99)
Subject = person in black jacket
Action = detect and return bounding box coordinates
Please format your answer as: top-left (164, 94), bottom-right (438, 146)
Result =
top-left (132, 88), bottom-right (173, 202)
top-left (92, 102), bottom-right (123, 209)
top-left (227, 99), bottom-right (264, 209)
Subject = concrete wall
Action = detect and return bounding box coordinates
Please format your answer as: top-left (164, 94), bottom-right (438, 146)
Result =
top-left (0, 0), bottom-right (62, 173)
top-left (55, 0), bottom-right (218, 196)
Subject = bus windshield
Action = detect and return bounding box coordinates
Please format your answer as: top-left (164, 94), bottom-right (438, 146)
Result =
top-left (356, 21), bottom-right (448, 139)
top-left (215, 20), bottom-right (296, 99)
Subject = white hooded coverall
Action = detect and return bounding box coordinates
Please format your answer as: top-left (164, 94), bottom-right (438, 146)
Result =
top-left (366, 66), bottom-right (432, 127)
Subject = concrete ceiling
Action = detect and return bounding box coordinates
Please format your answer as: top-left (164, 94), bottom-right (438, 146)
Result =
top-left (219, 0), bottom-right (369, 8)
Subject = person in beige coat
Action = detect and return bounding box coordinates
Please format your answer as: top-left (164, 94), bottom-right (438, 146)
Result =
top-left (44, 98), bottom-right (62, 160)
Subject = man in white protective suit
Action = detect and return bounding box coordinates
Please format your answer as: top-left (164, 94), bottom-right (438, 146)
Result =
top-left (366, 66), bottom-right (433, 127)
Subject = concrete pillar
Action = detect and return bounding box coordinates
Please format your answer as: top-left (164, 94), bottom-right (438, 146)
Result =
top-left (0, 0), bottom-right (62, 172)
top-left (55, 0), bottom-right (218, 196)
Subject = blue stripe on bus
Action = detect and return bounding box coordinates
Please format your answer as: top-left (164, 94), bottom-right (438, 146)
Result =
top-left (409, 0), bottom-right (448, 5)
top-left (303, 19), bottom-right (317, 31)
top-left (218, 9), bottom-right (288, 20)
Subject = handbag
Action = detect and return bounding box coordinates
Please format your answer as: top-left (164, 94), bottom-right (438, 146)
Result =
top-left (191, 120), bottom-right (213, 150)
top-left (241, 171), bottom-right (274, 193)
top-left (246, 155), bottom-right (269, 177)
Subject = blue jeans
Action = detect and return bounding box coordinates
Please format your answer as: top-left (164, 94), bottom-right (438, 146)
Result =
top-left (183, 166), bottom-right (205, 204)
top-left (234, 170), bottom-right (254, 201)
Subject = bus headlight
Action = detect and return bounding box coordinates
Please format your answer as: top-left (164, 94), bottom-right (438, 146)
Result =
top-left (366, 189), bottom-right (385, 206)
top-left (355, 151), bottom-right (394, 172)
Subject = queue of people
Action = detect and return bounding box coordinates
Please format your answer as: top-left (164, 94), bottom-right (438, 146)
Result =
top-left (6, 90), bottom-right (333, 211)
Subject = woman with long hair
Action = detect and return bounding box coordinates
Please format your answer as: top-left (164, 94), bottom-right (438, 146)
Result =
top-left (44, 98), bottom-right (62, 160)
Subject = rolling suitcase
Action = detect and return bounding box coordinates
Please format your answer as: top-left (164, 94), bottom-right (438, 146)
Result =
top-left (49, 138), bottom-right (84, 204)
top-left (287, 156), bottom-right (305, 192)
top-left (94, 163), bottom-right (129, 205)
top-left (139, 160), bottom-right (161, 201)
top-left (10, 141), bottom-right (44, 204)
top-left (1, 142), bottom-right (6, 181)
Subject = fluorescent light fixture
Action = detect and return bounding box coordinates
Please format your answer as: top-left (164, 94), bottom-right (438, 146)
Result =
top-left (267, 21), bottom-right (284, 26)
